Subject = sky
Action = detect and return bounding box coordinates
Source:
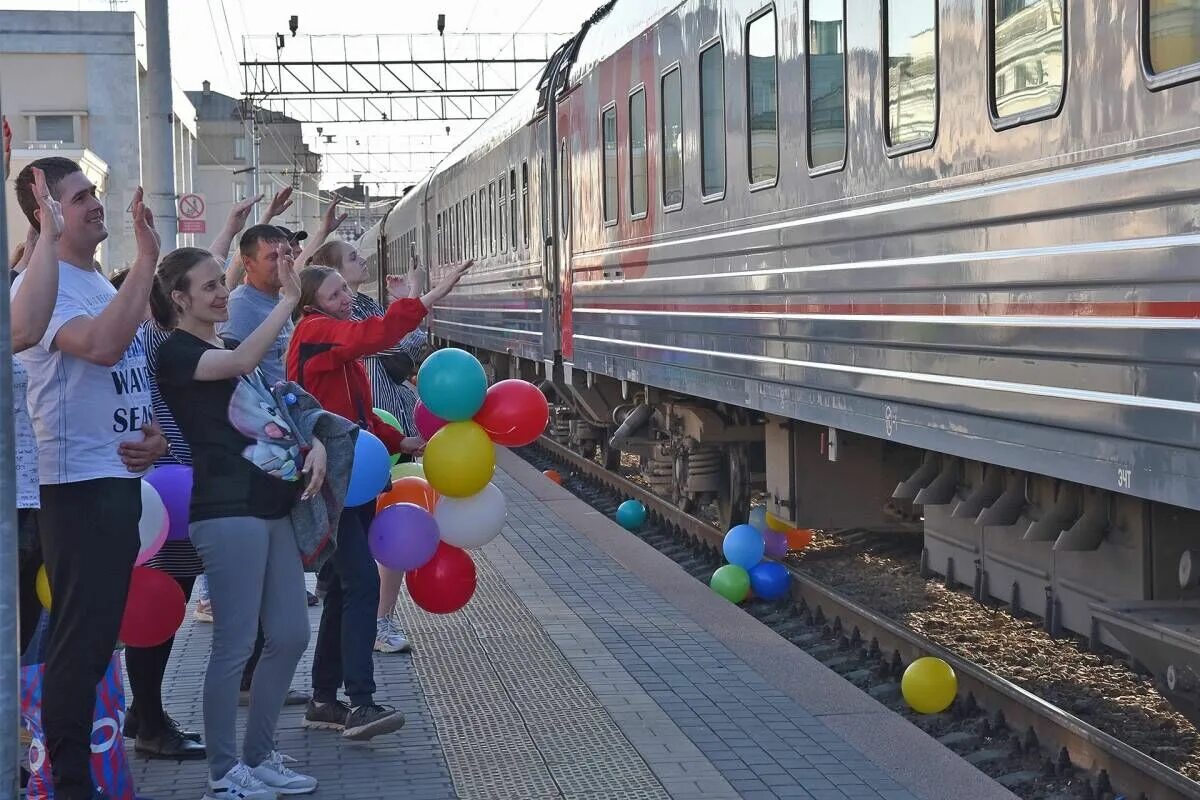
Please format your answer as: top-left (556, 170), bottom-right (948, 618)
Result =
top-left (1, 0), bottom-right (599, 190)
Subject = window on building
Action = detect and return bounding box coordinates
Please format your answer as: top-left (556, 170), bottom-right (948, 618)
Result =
top-left (489, 182), bottom-right (497, 255)
top-left (601, 106), bottom-right (618, 224)
top-left (807, 0), bottom-right (847, 169)
top-left (747, 8), bottom-right (778, 185)
top-left (509, 168), bottom-right (518, 250)
top-left (700, 42), bottom-right (726, 197)
top-left (661, 67), bottom-right (683, 209)
top-left (992, 0), bottom-right (1065, 119)
top-left (1146, 0), bottom-right (1200, 75)
top-left (886, 1), bottom-right (938, 148)
top-left (234, 137), bottom-right (247, 160)
top-left (33, 114), bottom-right (75, 144)
top-left (628, 88), bottom-right (648, 218)
top-left (521, 161), bottom-right (531, 247)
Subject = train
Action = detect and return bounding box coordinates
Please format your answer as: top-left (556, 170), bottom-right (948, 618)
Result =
top-left (357, 0), bottom-right (1200, 725)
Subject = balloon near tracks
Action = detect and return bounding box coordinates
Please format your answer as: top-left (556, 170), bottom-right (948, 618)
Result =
top-left (710, 564), bottom-right (750, 603)
top-left (406, 542), bottom-right (477, 614)
top-left (417, 348), bottom-right (488, 422)
top-left (434, 482), bottom-right (507, 549)
top-left (543, 469), bottom-right (562, 484)
top-left (422, 421), bottom-right (495, 498)
top-left (472, 379), bottom-right (549, 447)
top-left (901, 656), bottom-right (958, 714)
top-left (722, 524), bottom-right (765, 570)
top-left (615, 500), bottom-right (647, 531)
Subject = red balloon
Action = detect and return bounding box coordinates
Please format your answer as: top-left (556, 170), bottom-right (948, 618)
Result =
top-left (120, 566), bottom-right (185, 647)
top-left (414, 401), bottom-right (449, 441)
top-left (473, 379), bottom-right (550, 447)
top-left (405, 542), bottom-right (477, 614)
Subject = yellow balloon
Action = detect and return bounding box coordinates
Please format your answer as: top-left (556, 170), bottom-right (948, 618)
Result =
top-left (901, 656), bottom-right (957, 714)
top-left (765, 511), bottom-right (792, 533)
top-left (422, 421), bottom-right (495, 498)
top-left (36, 565), bottom-right (51, 610)
top-left (390, 461), bottom-right (425, 481)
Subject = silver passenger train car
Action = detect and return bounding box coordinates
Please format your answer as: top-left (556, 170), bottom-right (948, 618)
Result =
top-left (364, 1), bottom-right (1200, 721)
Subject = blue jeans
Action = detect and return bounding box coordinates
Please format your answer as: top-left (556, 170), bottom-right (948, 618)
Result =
top-left (312, 502), bottom-right (380, 707)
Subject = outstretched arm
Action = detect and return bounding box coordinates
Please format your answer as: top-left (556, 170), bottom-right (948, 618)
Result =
top-left (295, 194), bottom-right (348, 267)
top-left (209, 191), bottom-right (262, 264)
top-left (11, 167), bottom-right (62, 352)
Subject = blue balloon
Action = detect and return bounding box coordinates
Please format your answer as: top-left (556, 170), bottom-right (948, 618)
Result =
top-left (615, 500), bottom-right (647, 531)
top-left (723, 524), bottom-right (765, 570)
top-left (345, 430), bottom-right (391, 507)
top-left (417, 348), bottom-right (488, 422)
top-left (748, 506), bottom-right (768, 532)
top-left (749, 561), bottom-right (791, 601)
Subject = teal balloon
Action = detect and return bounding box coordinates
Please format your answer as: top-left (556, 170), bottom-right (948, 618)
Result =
top-left (748, 506), bottom-right (768, 532)
top-left (749, 561), bottom-right (791, 601)
top-left (417, 348), bottom-right (487, 422)
top-left (710, 565), bottom-right (750, 603)
top-left (723, 524), bottom-right (765, 570)
top-left (615, 500), bottom-right (646, 531)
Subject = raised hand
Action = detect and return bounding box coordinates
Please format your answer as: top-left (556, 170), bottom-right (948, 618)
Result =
top-left (225, 191), bottom-right (264, 234)
top-left (130, 187), bottom-right (161, 265)
top-left (31, 167), bottom-right (65, 240)
top-left (279, 245), bottom-right (301, 304)
top-left (321, 194), bottom-right (349, 234)
top-left (263, 186), bottom-right (294, 222)
top-left (3, 115), bottom-right (11, 177)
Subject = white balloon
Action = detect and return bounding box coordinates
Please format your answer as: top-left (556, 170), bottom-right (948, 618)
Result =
top-left (433, 483), bottom-right (507, 549)
top-left (137, 480), bottom-right (169, 565)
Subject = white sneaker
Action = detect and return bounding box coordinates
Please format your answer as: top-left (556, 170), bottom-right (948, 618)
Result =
top-left (374, 617), bottom-right (411, 653)
top-left (250, 750), bottom-right (317, 795)
top-left (202, 761), bottom-right (277, 800)
top-left (194, 599), bottom-right (213, 624)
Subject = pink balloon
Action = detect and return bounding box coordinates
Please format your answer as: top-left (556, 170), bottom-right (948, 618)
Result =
top-left (414, 401), bottom-right (448, 441)
top-left (764, 530), bottom-right (788, 559)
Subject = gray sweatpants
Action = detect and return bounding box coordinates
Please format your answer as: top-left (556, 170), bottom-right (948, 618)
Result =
top-left (190, 515), bottom-right (311, 780)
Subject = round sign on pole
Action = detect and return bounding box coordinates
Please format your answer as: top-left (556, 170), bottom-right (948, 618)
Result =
top-left (178, 193), bottom-right (205, 220)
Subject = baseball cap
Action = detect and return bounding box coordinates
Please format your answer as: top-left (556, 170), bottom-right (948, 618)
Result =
top-left (275, 226), bottom-right (308, 243)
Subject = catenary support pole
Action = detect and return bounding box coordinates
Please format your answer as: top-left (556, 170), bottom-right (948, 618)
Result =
top-left (143, 0), bottom-right (179, 245)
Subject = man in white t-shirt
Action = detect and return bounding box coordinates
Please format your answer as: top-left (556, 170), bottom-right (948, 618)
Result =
top-left (12, 156), bottom-right (166, 800)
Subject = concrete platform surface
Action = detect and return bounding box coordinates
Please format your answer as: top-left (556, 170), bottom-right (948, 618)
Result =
top-left (128, 449), bottom-right (1015, 800)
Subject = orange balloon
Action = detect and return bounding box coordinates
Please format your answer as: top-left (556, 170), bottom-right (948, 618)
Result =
top-left (785, 528), bottom-right (814, 552)
top-left (377, 476), bottom-right (438, 513)
top-left (543, 470), bottom-right (562, 485)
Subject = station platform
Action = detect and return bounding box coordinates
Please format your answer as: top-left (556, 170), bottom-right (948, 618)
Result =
top-left (133, 449), bottom-right (1015, 800)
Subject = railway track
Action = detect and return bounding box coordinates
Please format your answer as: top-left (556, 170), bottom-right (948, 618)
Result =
top-left (525, 436), bottom-right (1200, 800)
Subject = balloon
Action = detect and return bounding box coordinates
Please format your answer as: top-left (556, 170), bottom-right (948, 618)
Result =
top-left (749, 561), bottom-right (791, 601)
top-left (374, 407), bottom-right (404, 434)
top-left (543, 469), bottom-right (562, 484)
top-left (406, 542), bottom-right (477, 614)
top-left (473, 379), bottom-right (549, 447)
top-left (723, 524), bottom-right (765, 570)
top-left (417, 348), bottom-right (487, 422)
top-left (710, 564), bottom-right (750, 603)
top-left (615, 500), bottom-right (647, 531)
top-left (369, 502), bottom-right (441, 571)
top-left (391, 461), bottom-right (426, 481)
top-left (377, 476), bottom-right (438, 513)
top-left (120, 566), bottom-right (185, 648)
top-left (763, 530), bottom-right (788, 559)
top-left (765, 511), bottom-right (792, 533)
top-left (901, 657), bottom-right (958, 714)
top-left (35, 565), bottom-right (51, 610)
top-left (145, 464), bottom-right (192, 541)
top-left (434, 483), bottom-right (507, 549)
top-left (423, 421), bottom-right (495, 498)
top-left (748, 506), bottom-right (769, 532)
top-left (786, 528), bottom-right (814, 552)
top-left (414, 402), bottom-right (448, 441)
top-left (346, 430), bottom-right (391, 507)
top-left (136, 480), bottom-right (169, 566)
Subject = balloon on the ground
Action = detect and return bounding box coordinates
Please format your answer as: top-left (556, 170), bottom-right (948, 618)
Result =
top-left (723, 524), bottom-right (765, 570)
top-left (406, 542), bottom-right (477, 614)
top-left (901, 657), bottom-right (958, 714)
top-left (423, 421), bottom-right (495, 497)
top-left (390, 461), bottom-right (425, 481)
top-left (710, 564), bottom-right (750, 603)
top-left (136, 480), bottom-right (169, 566)
top-left (786, 528), bottom-right (814, 552)
top-left (346, 430), bottom-right (391, 507)
top-left (473, 379), bottom-right (549, 447)
top-left (765, 511), bottom-right (792, 533)
top-left (749, 561), bottom-right (791, 601)
top-left (763, 530), bottom-right (788, 559)
top-left (434, 483), bottom-right (506, 549)
top-left (120, 566), bottom-right (185, 648)
top-left (417, 348), bottom-right (488, 422)
top-left (369, 502), bottom-right (440, 571)
top-left (35, 565), bottom-right (51, 610)
top-left (374, 407), bottom-right (403, 434)
top-left (145, 464), bottom-right (192, 541)
top-left (414, 401), bottom-right (448, 441)
top-left (543, 469), bottom-right (562, 484)
top-left (377, 476), bottom-right (438, 513)
top-left (748, 506), bottom-right (769, 532)
top-left (615, 500), bottom-right (647, 531)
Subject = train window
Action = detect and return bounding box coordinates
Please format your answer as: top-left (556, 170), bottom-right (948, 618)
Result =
top-left (661, 66), bottom-right (683, 210)
top-left (1145, 0), bottom-right (1200, 80)
top-left (458, 201), bottom-right (464, 260)
top-left (435, 212), bottom-right (441, 265)
top-left (478, 188), bottom-right (486, 257)
top-left (885, 1), bottom-right (938, 151)
top-left (521, 161), bottom-right (530, 247)
top-left (806, 0), bottom-right (847, 170)
top-left (629, 87), bottom-right (648, 218)
top-left (990, 0), bottom-right (1065, 123)
top-left (470, 194), bottom-right (476, 259)
top-left (489, 182), bottom-right (496, 255)
top-left (699, 41), bottom-right (726, 198)
top-left (499, 175), bottom-right (508, 254)
top-left (601, 105), bottom-right (618, 224)
top-left (747, 7), bottom-right (778, 187)
top-left (509, 168), bottom-right (518, 251)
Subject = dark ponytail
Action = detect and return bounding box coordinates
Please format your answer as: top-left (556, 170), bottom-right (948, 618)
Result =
top-left (151, 247), bottom-right (213, 329)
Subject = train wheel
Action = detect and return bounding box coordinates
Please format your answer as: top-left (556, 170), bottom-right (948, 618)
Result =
top-left (717, 444), bottom-right (752, 531)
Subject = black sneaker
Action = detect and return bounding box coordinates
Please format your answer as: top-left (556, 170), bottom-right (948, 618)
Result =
top-left (343, 704), bottom-right (406, 741)
top-left (303, 699), bottom-right (351, 731)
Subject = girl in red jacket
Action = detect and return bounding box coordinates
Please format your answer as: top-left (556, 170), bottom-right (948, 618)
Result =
top-left (286, 258), bottom-right (470, 741)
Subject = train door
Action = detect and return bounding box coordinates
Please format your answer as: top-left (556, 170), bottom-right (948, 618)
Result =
top-left (536, 115), bottom-right (561, 365)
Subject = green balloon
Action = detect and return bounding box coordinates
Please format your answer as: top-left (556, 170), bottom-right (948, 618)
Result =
top-left (374, 407), bottom-right (404, 434)
top-left (710, 564), bottom-right (750, 603)
top-left (390, 461), bottom-right (425, 481)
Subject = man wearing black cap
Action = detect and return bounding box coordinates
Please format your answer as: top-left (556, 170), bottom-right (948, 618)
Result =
top-left (275, 226), bottom-right (308, 263)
